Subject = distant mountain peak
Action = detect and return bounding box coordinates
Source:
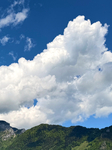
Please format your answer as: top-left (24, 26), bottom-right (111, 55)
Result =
top-left (0, 120), bottom-right (10, 125)
top-left (0, 120), bottom-right (25, 142)
top-left (0, 120), bottom-right (10, 131)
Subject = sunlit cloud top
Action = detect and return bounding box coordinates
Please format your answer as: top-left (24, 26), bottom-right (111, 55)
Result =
top-left (0, 15), bottom-right (112, 129)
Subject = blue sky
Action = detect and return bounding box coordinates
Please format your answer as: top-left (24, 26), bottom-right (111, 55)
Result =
top-left (1, 0), bottom-right (112, 66)
top-left (0, 0), bottom-right (112, 129)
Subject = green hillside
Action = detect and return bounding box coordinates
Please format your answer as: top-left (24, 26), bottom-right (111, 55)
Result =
top-left (4, 124), bottom-right (112, 150)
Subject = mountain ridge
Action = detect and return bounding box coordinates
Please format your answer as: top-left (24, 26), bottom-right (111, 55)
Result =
top-left (0, 120), bottom-right (25, 149)
top-left (1, 121), bottom-right (112, 150)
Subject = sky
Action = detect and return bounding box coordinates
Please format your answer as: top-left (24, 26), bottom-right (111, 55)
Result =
top-left (0, 0), bottom-right (112, 129)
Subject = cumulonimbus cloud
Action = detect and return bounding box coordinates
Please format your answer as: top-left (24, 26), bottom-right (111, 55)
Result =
top-left (0, 16), bottom-right (112, 129)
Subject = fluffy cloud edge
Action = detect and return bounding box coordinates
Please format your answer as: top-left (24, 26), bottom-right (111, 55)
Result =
top-left (0, 16), bottom-right (112, 129)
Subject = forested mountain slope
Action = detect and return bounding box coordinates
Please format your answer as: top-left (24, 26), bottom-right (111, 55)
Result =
top-left (4, 123), bottom-right (112, 150)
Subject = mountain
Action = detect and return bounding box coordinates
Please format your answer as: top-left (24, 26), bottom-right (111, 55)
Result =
top-left (0, 120), bottom-right (25, 150)
top-left (1, 121), bottom-right (112, 150)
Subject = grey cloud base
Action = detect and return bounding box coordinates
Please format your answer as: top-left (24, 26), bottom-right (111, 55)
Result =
top-left (0, 16), bottom-right (112, 129)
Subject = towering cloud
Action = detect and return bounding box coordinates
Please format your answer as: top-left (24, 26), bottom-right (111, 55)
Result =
top-left (0, 16), bottom-right (112, 129)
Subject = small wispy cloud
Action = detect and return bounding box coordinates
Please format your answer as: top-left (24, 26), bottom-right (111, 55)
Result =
top-left (13, 9), bottom-right (29, 26)
top-left (15, 34), bottom-right (25, 45)
top-left (9, 51), bottom-right (17, 61)
top-left (24, 37), bottom-right (35, 51)
top-left (10, 0), bottom-right (25, 8)
top-left (0, 9), bottom-right (29, 28)
top-left (20, 34), bottom-right (25, 40)
top-left (15, 34), bottom-right (25, 44)
top-left (15, 40), bottom-right (20, 44)
top-left (0, 0), bottom-right (29, 29)
top-left (0, 36), bottom-right (10, 46)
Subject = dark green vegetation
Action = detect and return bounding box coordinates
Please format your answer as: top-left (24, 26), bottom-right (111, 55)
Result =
top-left (1, 121), bottom-right (112, 150)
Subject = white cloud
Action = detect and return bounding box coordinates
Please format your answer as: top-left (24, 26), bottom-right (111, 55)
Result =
top-left (9, 51), bottom-right (17, 61)
top-left (24, 37), bottom-right (35, 51)
top-left (15, 34), bottom-right (25, 44)
top-left (0, 16), bottom-right (112, 129)
top-left (0, 1), bottom-right (29, 29)
top-left (20, 34), bottom-right (25, 40)
top-left (11, 0), bottom-right (25, 8)
top-left (0, 36), bottom-right (10, 45)
top-left (13, 9), bottom-right (29, 26)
